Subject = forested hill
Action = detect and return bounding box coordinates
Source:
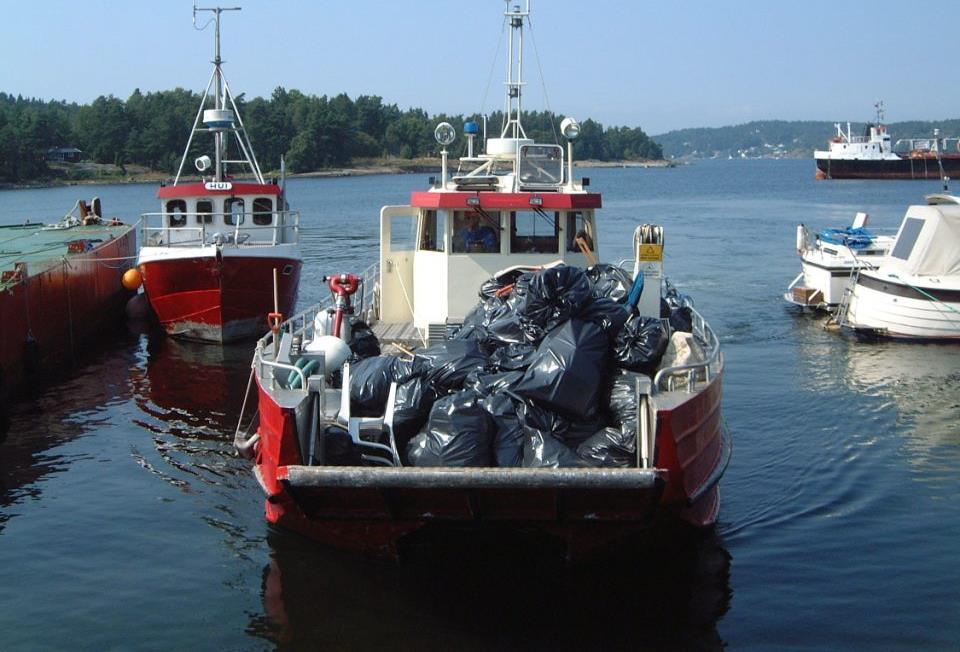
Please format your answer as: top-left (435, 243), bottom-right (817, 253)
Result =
top-left (0, 89), bottom-right (662, 183)
top-left (654, 119), bottom-right (960, 159)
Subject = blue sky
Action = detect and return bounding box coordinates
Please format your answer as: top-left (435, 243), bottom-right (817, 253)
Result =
top-left (3, 0), bottom-right (958, 135)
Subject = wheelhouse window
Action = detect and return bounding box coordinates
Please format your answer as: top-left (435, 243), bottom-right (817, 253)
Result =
top-left (225, 198), bottom-right (245, 226)
top-left (452, 210), bottom-right (500, 253)
top-left (510, 210), bottom-right (558, 254)
top-left (418, 210), bottom-right (445, 252)
top-left (166, 199), bottom-right (187, 227)
top-left (252, 197), bottom-right (274, 226)
top-left (566, 211), bottom-right (595, 253)
top-left (518, 144), bottom-right (563, 187)
top-left (196, 199), bottom-right (213, 225)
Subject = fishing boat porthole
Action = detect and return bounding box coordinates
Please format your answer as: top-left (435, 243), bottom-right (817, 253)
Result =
top-left (282, 264), bottom-right (294, 275)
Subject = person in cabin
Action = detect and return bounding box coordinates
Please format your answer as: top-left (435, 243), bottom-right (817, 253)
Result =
top-left (455, 212), bottom-right (498, 253)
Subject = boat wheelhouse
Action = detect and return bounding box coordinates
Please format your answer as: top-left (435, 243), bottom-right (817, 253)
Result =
top-left (236, 1), bottom-right (728, 558)
top-left (136, 6), bottom-right (301, 343)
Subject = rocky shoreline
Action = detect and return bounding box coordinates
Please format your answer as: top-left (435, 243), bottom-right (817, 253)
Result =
top-left (1, 158), bottom-right (675, 190)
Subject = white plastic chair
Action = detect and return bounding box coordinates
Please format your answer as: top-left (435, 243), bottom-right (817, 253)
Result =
top-left (337, 362), bottom-right (401, 465)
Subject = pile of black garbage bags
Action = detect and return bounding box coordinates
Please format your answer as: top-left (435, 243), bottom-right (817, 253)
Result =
top-left (339, 264), bottom-right (694, 469)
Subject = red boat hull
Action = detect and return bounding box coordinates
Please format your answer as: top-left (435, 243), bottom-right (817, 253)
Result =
top-left (140, 253), bottom-right (301, 343)
top-left (250, 371), bottom-right (726, 558)
top-left (0, 227), bottom-right (136, 407)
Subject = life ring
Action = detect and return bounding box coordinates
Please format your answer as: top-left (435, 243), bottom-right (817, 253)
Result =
top-left (328, 273), bottom-right (361, 297)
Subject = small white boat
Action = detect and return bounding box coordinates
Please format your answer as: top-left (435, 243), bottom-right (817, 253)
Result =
top-left (840, 195), bottom-right (960, 339)
top-left (785, 212), bottom-right (894, 310)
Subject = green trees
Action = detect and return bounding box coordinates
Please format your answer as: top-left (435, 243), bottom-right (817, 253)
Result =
top-left (0, 88), bottom-right (665, 183)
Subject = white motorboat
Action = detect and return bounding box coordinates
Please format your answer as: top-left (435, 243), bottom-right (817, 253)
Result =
top-left (785, 212), bottom-right (894, 310)
top-left (839, 194), bottom-right (960, 339)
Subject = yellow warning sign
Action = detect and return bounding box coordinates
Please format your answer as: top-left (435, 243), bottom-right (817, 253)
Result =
top-left (638, 244), bottom-right (663, 262)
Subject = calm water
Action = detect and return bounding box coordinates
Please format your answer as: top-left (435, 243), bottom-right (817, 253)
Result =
top-left (1, 160), bottom-right (958, 650)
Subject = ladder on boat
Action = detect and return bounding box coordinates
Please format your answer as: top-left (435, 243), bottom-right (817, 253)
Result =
top-left (828, 263), bottom-right (861, 329)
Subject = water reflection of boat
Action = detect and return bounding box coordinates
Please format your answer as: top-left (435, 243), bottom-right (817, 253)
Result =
top-left (840, 342), bottom-right (960, 463)
top-left (129, 334), bottom-right (252, 491)
top-left (248, 526), bottom-right (731, 649)
top-left (0, 338), bottom-right (137, 532)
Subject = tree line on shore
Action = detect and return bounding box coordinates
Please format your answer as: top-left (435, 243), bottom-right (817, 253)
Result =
top-left (0, 89), bottom-right (663, 183)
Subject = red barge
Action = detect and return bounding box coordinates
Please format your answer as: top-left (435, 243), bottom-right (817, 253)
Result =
top-left (235, 1), bottom-right (729, 558)
top-left (136, 7), bottom-right (301, 343)
top-left (0, 199), bottom-right (136, 433)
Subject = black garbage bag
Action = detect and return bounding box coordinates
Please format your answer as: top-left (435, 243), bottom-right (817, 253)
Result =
top-left (406, 390), bottom-right (494, 467)
top-left (483, 297), bottom-right (527, 346)
top-left (320, 426), bottom-right (364, 466)
top-left (669, 305), bottom-right (694, 333)
top-left (580, 297), bottom-right (630, 338)
top-left (518, 401), bottom-right (589, 468)
top-left (488, 341), bottom-right (538, 371)
top-left (414, 339), bottom-right (489, 394)
top-left (349, 355), bottom-right (418, 417)
top-left (464, 369), bottom-right (526, 397)
top-left (565, 413), bottom-right (610, 447)
top-left (577, 427), bottom-right (636, 467)
top-left (613, 315), bottom-right (669, 375)
top-left (513, 319), bottom-right (611, 420)
top-left (391, 376), bottom-right (439, 451)
top-left (481, 392), bottom-right (525, 467)
top-left (348, 317), bottom-right (381, 359)
top-left (517, 266), bottom-right (593, 342)
top-left (607, 370), bottom-right (648, 447)
top-left (586, 263), bottom-right (634, 304)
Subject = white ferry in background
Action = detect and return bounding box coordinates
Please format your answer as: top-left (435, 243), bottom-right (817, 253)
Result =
top-left (814, 101), bottom-right (960, 180)
top-left (236, 1), bottom-right (729, 559)
top-left (134, 7), bottom-right (301, 343)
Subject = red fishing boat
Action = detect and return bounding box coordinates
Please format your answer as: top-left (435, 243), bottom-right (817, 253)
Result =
top-left (235, 1), bottom-right (728, 559)
top-left (136, 6), bottom-right (301, 343)
top-left (0, 199), bottom-right (136, 433)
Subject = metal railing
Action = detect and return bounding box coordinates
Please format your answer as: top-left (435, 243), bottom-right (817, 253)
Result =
top-left (653, 303), bottom-right (723, 394)
top-left (253, 262), bottom-right (380, 389)
top-left (140, 210), bottom-right (300, 248)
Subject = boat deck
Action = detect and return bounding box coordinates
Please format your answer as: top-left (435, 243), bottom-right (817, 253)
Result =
top-left (0, 222), bottom-right (135, 282)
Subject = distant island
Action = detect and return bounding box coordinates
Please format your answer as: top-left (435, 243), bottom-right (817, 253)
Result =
top-left (0, 89), bottom-right (662, 185)
top-left (653, 119), bottom-right (960, 160)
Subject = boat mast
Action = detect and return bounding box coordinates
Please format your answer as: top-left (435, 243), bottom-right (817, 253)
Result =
top-left (208, 5), bottom-right (238, 183)
top-left (501, 1), bottom-right (530, 140)
top-left (174, 5), bottom-right (266, 185)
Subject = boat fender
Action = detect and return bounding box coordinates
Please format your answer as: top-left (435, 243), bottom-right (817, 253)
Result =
top-left (23, 335), bottom-right (40, 375)
top-left (796, 224), bottom-right (809, 252)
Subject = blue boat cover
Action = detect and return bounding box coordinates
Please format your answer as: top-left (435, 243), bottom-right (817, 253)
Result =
top-left (819, 226), bottom-right (875, 249)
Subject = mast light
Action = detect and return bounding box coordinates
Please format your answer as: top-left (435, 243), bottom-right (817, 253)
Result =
top-left (561, 117), bottom-right (581, 140)
top-left (434, 122), bottom-right (456, 147)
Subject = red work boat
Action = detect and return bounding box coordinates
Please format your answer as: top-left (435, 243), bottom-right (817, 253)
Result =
top-left (236, 2), bottom-right (728, 559)
top-left (136, 7), bottom-right (301, 343)
top-left (0, 199), bottom-right (136, 433)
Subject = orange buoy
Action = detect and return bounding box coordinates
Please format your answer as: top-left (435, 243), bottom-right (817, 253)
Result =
top-left (122, 267), bottom-right (143, 291)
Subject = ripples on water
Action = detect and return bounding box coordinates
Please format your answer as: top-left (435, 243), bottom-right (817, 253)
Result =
top-left (0, 160), bottom-right (958, 649)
